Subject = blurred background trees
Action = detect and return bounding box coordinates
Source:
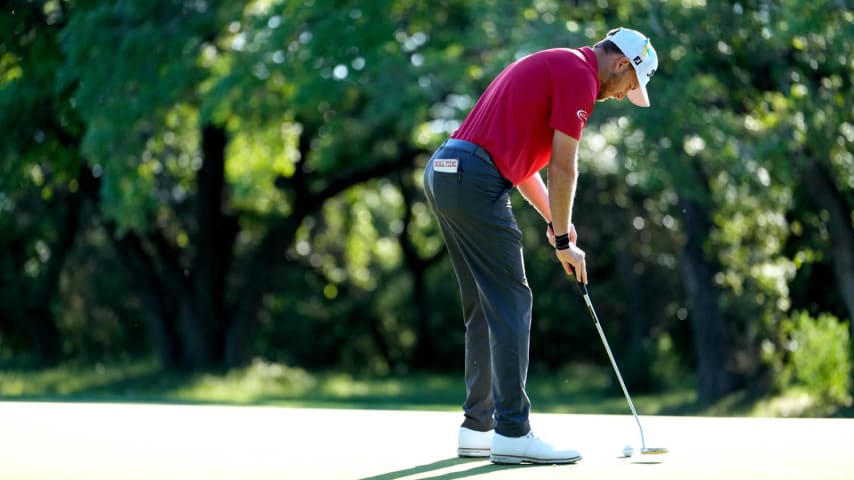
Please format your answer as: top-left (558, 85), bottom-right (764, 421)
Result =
top-left (1, 0), bottom-right (851, 409)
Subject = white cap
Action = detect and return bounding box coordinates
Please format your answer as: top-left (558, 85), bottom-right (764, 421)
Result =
top-left (606, 27), bottom-right (658, 107)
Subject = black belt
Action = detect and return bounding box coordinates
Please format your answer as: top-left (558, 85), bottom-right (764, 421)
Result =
top-left (441, 139), bottom-right (494, 165)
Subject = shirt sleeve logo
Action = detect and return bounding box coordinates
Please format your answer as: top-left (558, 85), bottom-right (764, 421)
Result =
top-left (576, 109), bottom-right (589, 123)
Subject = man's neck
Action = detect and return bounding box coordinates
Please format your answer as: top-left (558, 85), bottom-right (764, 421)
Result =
top-left (592, 47), bottom-right (611, 88)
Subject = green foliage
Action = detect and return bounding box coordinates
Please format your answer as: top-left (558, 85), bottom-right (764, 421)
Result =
top-left (57, 1), bottom-right (208, 231)
top-left (1, 0), bottom-right (852, 406)
top-left (787, 311), bottom-right (851, 407)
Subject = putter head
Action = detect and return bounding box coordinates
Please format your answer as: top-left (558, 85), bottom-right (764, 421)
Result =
top-left (640, 447), bottom-right (669, 455)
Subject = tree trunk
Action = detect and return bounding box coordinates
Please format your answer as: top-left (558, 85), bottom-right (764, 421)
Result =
top-left (225, 207), bottom-right (307, 368)
top-left (801, 158), bottom-right (854, 328)
top-left (23, 306), bottom-right (62, 366)
top-left (409, 263), bottom-right (435, 367)
top-left (225, 122), bottom-right (318, 368)
top-left (24, 166), bottom-right (90, 366)
top-left (614, 235), bottom-right (652, 390)
top-left (79, 165), bottom-right (186, 369)
top-left (678, 196), bottom-right (739, 403)
top-left (397, 173), bottom-right (444, 368)
top-left (114, 232), bottom-right (184, 369)
top-left (183, 124), bottom-right (237, 369)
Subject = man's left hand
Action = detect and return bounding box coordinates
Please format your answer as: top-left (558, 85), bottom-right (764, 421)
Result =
top-left (547, 223), bottom-right (577, 247)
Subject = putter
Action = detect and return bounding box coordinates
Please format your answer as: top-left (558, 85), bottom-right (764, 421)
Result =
top-left (572, 272), bottom-right (668, 455)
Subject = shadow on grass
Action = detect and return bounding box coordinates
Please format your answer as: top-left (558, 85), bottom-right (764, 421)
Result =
top-left (357, 458), bottom-right (477, 480)
top-left (357, 457), bottom-right (564, 480)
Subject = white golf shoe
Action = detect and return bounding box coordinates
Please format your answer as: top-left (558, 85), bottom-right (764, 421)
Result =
top-left (457, 427), bottom-right (494, 457)
top-left (490, 431), bottom-right (581, 464)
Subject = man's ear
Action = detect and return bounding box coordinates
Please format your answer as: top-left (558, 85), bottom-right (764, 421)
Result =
top-left (615, 56), bottom-right (632, 72)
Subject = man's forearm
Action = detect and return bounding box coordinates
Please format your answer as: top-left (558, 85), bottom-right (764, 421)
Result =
top-left (516, 173), bottom-right (551, 223)
top-left (548, 160), bottom-right (577, 236)
top-left (548, 132), bottom-right (579, 236)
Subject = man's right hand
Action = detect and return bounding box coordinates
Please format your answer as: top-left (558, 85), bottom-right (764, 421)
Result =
top-left (555, 242), bottom-right (587, 284)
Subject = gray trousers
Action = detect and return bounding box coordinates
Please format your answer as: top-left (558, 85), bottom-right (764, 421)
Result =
top-left (423, 139), bottom-right (532, 437)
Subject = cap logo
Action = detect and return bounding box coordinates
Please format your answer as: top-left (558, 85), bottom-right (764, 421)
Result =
top-left (646, 68), bottom-right (657, 79)
top-left (633, 56), bottom-right (642, 65)
top-left (641, 39), bottom-right (651, 58)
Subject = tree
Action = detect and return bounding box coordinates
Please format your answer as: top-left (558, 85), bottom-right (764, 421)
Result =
top-left (16, 0), bottom-right (473, 369)
top-left (0, 0), bottom-right (86, 365)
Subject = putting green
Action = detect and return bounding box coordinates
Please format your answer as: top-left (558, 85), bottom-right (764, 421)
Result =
top-left (0, 402), bottom-right (851, 479)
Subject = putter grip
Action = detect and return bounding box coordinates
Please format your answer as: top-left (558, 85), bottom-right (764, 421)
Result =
top-left (570, 266), bottom-right (588, 295)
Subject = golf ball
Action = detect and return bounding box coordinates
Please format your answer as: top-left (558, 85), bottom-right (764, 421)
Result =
top-left (623, 445), bottom-right (634, 457)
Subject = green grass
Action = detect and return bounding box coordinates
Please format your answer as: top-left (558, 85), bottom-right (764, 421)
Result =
top-left (1, 359), bottom-right (849, 417)
top-left (0, 359), bottom-right (694, 413)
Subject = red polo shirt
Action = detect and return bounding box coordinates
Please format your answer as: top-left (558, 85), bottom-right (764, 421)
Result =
top-left (452, 47), bottom-right (599, 186)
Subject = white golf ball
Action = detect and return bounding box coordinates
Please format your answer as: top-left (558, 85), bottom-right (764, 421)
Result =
top-left (623, 444), bottom-right (634, 457)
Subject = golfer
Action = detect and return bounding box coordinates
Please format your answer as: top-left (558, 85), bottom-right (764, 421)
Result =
top-left (423, 27), bottom-right (659, 464)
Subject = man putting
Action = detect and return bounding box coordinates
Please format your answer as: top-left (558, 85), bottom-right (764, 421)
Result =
top-left (423, 27), bottom-right (659, 464)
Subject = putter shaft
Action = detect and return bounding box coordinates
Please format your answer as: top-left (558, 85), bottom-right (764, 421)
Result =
top-left (576, 280), bottom-right (667, 455)
top-left (579, 289), bottom-right (647, 449)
